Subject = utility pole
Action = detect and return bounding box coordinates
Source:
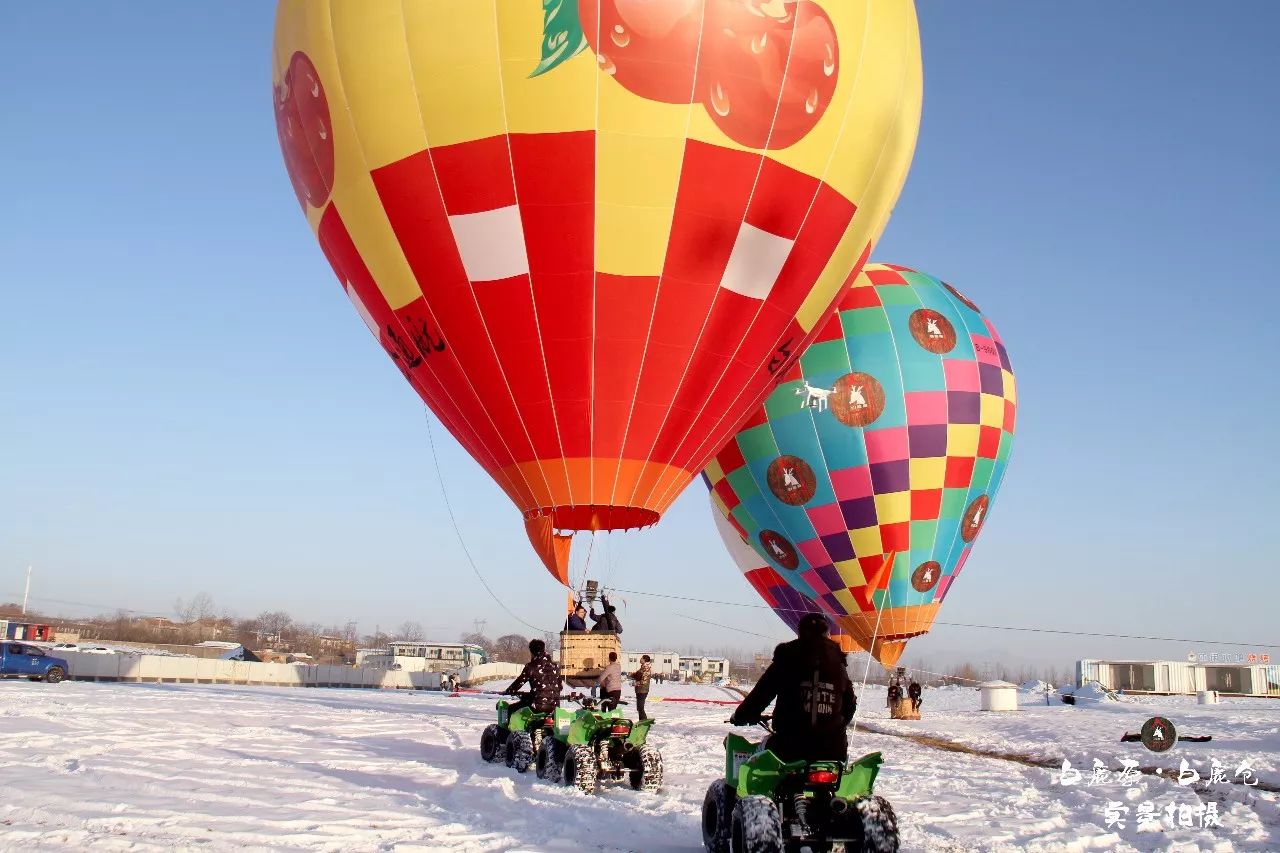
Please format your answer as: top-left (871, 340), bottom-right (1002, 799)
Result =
top-left (473, 619), bottom-right (487, 637)
top-left (21, 566), bottom-right (32, 615)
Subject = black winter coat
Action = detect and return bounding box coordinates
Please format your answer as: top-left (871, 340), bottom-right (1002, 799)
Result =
top-left (505, 652), bottom-right (562, 712)
top-left (590, 609), bottom-right (622, 633)
top-left (734, 637), bottom-right (855, 763)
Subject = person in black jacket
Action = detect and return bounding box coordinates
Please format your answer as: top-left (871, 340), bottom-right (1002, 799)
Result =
top-left (503, 639), bottom-right (562, 714)
top-left (590, 596), bottom-right (622, 634)
top-left (730, 613), bottom-right (856, 763)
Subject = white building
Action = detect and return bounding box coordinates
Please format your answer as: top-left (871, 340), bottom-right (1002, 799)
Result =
top-left (362, 641), bottom-right (489, 673)
top-left (1077, 658), bottom-right (1279, 697)
top-left (621, 651), bottom-right (680, 677)
top-left (679, 656), bottom-right (731, 682)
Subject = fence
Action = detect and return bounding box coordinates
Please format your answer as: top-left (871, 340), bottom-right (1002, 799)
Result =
top-left (58, 652), bottom-right (431, 690)
top-left (51, 652), bottom-right (524, 692)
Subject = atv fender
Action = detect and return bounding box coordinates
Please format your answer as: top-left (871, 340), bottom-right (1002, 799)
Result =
top-left (626, 717), bottom-right (655, 747)
top-left (836, 751), bottom-right (884, 799)
top-left (507, 705), bottom-right (537, 733)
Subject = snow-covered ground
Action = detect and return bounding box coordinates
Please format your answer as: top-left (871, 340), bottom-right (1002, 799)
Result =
top-left (0, 679), bottom-right (1276, 851)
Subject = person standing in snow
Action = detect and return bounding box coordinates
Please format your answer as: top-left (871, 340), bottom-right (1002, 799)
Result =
top-left (597, 651), bottom-right (623, 711)
top-left (729, 613), bottom-right (855, 763)
top-left (631, 654), bottom-right (653, 721)
top-left (503, 639), bottom-right (562, 714)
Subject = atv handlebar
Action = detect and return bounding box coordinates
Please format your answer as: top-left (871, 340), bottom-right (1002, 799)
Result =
top-left (726, 713), bottom-right (773, 733)
top-left (562, 692), bottom-right (628, 709)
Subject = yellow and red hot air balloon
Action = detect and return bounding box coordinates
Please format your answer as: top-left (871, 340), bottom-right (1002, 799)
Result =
top-left (272, 1), bottom-right (922, 585)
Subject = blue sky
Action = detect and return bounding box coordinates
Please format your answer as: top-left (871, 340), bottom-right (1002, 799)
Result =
top-left (2, 4), bottom-right (1277, 669)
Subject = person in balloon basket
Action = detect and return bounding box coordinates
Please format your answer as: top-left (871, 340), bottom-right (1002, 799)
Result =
top-left (502, 639), bottom-right (562, 715)
top-left (564, 603), bottom-right (588, 632)
top-left (597, 651), bottom-right (623, 711)
top-left (590, 596), bottom-right (623, 634)
top-left (631, 654), bottom-right (653, 721)
top-left (908, 680), bottom-right (923, 712)
top-left (729, 613), bottom-right (856, 763)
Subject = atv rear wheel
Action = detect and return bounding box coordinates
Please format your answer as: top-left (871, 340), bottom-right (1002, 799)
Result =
top-left (629, 744), bottom-right (663, 793)
top-left (506, 731), bottom-right (535, 773)
top-left (563, 744), bottom-right (598, 794)
top-left (479, 724), bottom-right (505, 763)
top-left (701, 779), bottom-right (735, 853)
top-left (841, 795), bottom-right (899, 853)
top-left (731, 795), bottom-right (783, 853)
top-left (536, 736), bottom-right (564, 782)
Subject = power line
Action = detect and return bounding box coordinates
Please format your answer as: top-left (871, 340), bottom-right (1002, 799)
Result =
top-left (621, 587), bottom-right (1277, 649)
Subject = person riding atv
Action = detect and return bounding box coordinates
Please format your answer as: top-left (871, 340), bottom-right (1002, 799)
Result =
top-left (503, 638), bottom-right (561, 715)
top-left (730, 613), bottom-right (856, 763)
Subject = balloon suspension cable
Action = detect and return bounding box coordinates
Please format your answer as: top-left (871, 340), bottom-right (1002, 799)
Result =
top-left (849, 579), bottom-right (888, 734)
top-left (576, 531), bottom-right (596, 593)
top-left (423, 409), bottom-right (552, 635)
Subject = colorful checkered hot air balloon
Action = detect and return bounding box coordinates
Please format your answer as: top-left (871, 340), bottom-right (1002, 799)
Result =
top-left (272, 1), bottom-right (922, 585)
top-left (710, 493), bottom-right (861, 654)
top-left (704, 264), bottom-right (1016, 666)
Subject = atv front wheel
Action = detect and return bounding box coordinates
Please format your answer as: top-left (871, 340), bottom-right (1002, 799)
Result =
top-left (44, 666), bottom-right (65, 684)
top-left (731, 795), bottom-right (783, 853)
top-left (843, 795), bottom-right (899, 853)
top-left (629, 744), bottom-right (663, 793)
top-left (479, 724), bottom-right (505, 763)
top-left (563, 744), bottom-right (598, 794)
top-left (536, 736), bottom-right (564, 783)
top-left (506, 731), bottom-right (535, 773)
top-left (701, 779), bottom-right (735, 853)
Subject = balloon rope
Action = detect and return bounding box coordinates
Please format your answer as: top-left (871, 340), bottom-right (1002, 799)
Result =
top-left (849, 578), bottom-right (888, 734)
top-left (423, 409), bottom-right (552, 635)
top-left (576, 531), bottom-right (596, 593)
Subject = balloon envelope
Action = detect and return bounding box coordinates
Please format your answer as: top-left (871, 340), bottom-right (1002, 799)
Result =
top-left (272, 1), bottom-right (922, 582)
top-left (704, 264), bottom-right (1016, 665)
top-left (711, 494), bottom-right (861, 653)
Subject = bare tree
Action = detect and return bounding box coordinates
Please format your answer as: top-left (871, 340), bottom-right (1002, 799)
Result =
top-left (254, 611), bottom-right (292, 647)
top-left (362, 630), bottom-right (391, 650)
top-left (397, 621), bottom-right (425, 641)
top-left (493, 634), bottom-right (530, 663)
top-left (460, 631), bottom-right (493, 656)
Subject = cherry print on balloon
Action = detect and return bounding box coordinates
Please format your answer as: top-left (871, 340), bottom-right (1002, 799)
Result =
top-left (546, 1), bottom-right (840, 150)
top-left (274, 51), bottom-right (334, 210)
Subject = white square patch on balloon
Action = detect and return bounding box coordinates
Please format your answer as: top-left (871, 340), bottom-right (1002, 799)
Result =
top-left (345, 282), bottom-right (379, 337)
top-left (448, 205), bottom-right (530, 283)
top-left (720, 223), bottom-right (795, 300)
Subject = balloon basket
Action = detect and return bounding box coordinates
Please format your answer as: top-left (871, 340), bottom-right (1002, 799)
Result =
top-left (889, 697), bottom-right (920, 720)
top-left (558, 630), bottom-right (620, 687)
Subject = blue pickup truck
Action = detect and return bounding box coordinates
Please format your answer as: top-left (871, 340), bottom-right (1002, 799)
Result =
top-left (0, 642), bottom-right (69, 683)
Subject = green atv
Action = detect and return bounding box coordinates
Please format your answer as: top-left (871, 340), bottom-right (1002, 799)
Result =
top-left (534, 694), bottom-right (663, 794)
top-left (479, 698), bottom-right (560, 773)
top-left (701, 715), bottom-right (898, 853)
